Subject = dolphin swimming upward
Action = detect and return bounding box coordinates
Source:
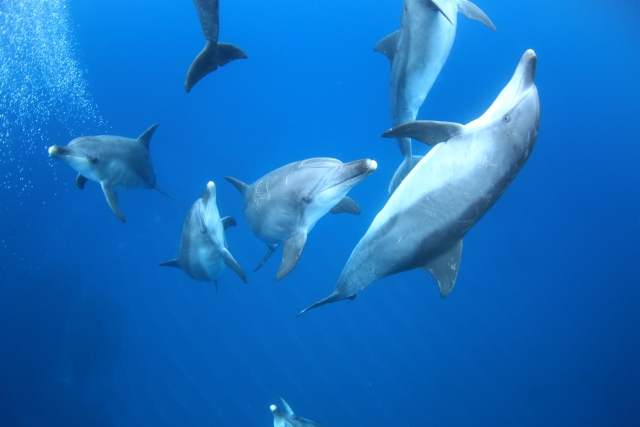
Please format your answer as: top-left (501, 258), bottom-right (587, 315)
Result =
top-left (226, 158), bottom-right (377, 280)
top-left (299, 50), bottom-right (540, 316)
top-left (375, 0), bottom-right (495, 194)
top-left (271, 396), bottom-right (324, 427)
top-left (48, 124), bottom-right (170, 223)
top-left (185, 0), bottom-right (247, 92)
top-left (159, 181), bottom-right (247, 289)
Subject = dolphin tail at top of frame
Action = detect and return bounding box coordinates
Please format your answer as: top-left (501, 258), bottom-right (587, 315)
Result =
top-left (297, 292), bottom-right (356, 317)
top-left (185, 41), bottom-right (248, 93)
top-left (388, 154), bottom-right (424, 196)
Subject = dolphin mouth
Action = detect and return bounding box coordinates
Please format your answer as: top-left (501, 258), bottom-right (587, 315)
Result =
top-left (48, 145), bottom-right (84, 160)
top-left (319, 159), bottom-right (377, 194)
top-left (515, 49), bottom-right (537, 94)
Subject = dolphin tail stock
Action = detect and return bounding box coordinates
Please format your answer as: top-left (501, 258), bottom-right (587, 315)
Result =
top-left (158, 259), bottom-right (181, 269)
top-left (382, 120), bottom-right (465, 147)
top-left (374, 30), bottom-right (400, 62)
top-left (224, 176), bottom-right (249, 196)
top-left (276, 231), bottom-right (308, 280)
top-left (296, 292), bottom-right (356, 317)
top-left (221, 247), bottom-right (247, 283)
top-left (154, 185), bottom-right (173, 198)
top-left (330, 196), bottom-right (361, 215)
top-left (185, 41), bottom-right (247, 92)
top-left (423, 240), bottom-right (463, 297)
top-left (458, 0), bottom-right (496, 31)
top-left (101, 183), bottom-right (126, 223)
top-left (388, 154), bottom-right (423, 195)
top-left (254, 245), bottom-right (277, 272)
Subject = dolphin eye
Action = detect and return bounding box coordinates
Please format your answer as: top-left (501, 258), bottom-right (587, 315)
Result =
top-left (503, 114), bottom-right (511, 123)
top-left (301, 195), bottom-right (311, 203)
top-left (89, 157), bottom-right (99, 164)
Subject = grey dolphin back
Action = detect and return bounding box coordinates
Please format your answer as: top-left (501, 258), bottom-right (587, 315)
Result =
top-left (374, 30), bottom-right (400, 62)
top-left (225, 176), bottom-right (249, 196)
top-left (458, 0), bottom-right (496, 31)
top-left (276, 231), bottom-right (308, 280)
top-left (423, 240), bottom-right (463, 297)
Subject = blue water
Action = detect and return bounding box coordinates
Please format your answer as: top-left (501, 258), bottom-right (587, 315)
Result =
top-left (1, 0), bottom-right (639, 425)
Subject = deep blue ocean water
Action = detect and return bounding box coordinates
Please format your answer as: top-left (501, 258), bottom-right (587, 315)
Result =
top-left (1, 0), bottom-right (639, 425)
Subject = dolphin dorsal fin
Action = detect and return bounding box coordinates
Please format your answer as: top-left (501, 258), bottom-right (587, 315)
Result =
top-left (278, 396), bottom-right (294, 415)
top-left (225, 176), bottom-right (249, 196)
top-left (138, 124), bottom-right (159, 149)
top-left (423, 240), bottom-right (463, 297)
top-left (458, 1), bottom-right (496, 31)
top-left (374, 30), bottom-right (400, 62)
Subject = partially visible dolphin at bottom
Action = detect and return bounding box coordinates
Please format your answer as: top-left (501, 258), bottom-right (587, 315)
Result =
top-left (159, 181), bottom-right (246, 289)
top-left (271, 396), bottom-right (325, 427)
top-left (298, 50), bottom-right (540, 316)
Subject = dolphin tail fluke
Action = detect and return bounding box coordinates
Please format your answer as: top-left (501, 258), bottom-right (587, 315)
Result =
top-left (185, 41), bottom-right (247, 92)
top-left (423, 240), bottom-right (463, 297)
top-left (374, 30), bottom-right (400, 62)
top-left (254, 246), bottom-right (276, 272)
top-left (221, 247), bottom-right (247, 283)
top-left (76, 174), bottom-right (88, 190)
top-left (330, 196), bottom-right (361, 215)
top-left (154, 185), bottom-right (173, 199)
top-left (101, 183), bottom-right (126, 223)
top-left (297, 292), bottom-right (352, 317)
top-left (458, 1), bottom-right (496, 31)
top-left (383, 120), bottom-right (465, 147)
top-left (158, 259), bottom-right (181, 269)
top-left (225, 176), bottom-right (249, 196)
top-left (276, 231), bottom-right (308, 280)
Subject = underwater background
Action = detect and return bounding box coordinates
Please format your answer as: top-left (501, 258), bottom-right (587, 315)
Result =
top-left (1, 0), bottom-right (639, 425)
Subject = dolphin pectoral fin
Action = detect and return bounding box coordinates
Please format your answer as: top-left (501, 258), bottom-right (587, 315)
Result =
top-left (137, 124), bottom-right (158, 149)
top-left (221, 216), bottom-right (237, 230)
top-left (458, 0), bottom-right (496, 31)
top-left (423, 240), bottom-right (463, 298)
top-left (374, 30), bottom-right (400, 62)
top-left (276, 232), bottom-right (308, 280)
top-left (330, 196), bottom-right (361, 215)
top-left (221, 247), bottom-right (247, 283)
top-left (76, 174), bottom-right (88, 190)
top-left (154, 186), bottom-right (173, 198)
top-left (382, 120), bottom-right (465, 146)
top-left (185, 41), bottom-right (218, 93)
top-left (388, 156), bottom-right (416, 196)
top-left (101, 183), bottom-right (126, 223)
top-left (297, 292), bottom-right (345, 317)
top-left (278, 396), bottom-right (294, 415)
top-left (348, 295), bottom-right (356, 300)
top-left (158, 258), bottom-right (181, 269)
top-left (225, 176), bottom-right (249, 196)
top-left (254, 246), bottom-right (277, 272)
top-left (431, 0), bottom-right (455, 26)
top-left (215, 42), bottom-right (247, 67)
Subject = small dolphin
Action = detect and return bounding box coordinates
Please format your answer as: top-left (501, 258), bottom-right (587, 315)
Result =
top-left (271, 396), bottom-right (324, 427)
top-left (48, 124), bottom-right (169, 223)
top-left (299, 50), bottom-right (540, 316)
top-left (226, 158), bottom-right (377, 280)
top-left (185, 0), bottom-right (247, 92)
top-left (375, 0), bottom-right (495, 194)
top-left (159, 181), bottom-right (246, 288)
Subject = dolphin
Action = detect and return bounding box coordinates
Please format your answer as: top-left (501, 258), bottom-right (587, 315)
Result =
top-left (299, 50), bottom-right (540, 316)
top-left (48, 124), bottom-right (169, 223)
top-left (374, 0), bottom-right (496, 194)
top-left (225, 157), bottom-right (377, 280)
top-left (159, 181), bottom-right (246, 288)
top-left (271, 396), bottom-right (324, 427)
top-left (185, 0), bottom-right (247, 92)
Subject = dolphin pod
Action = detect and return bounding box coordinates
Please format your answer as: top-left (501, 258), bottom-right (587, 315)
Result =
top-left (375, 0), bottom-right (496, 195)
top-left (185, 0), bottom-right (247, 92)
top-left (271, 396), bottom-right (324, 427)
top-left (48, 124), bottom-right (170, 223)
top-left (298, 50), bottom-right (540, 316)
top-left (225, 158), bottom-right (377, 280)
top-left (159, 181), bottom-right (247, 288)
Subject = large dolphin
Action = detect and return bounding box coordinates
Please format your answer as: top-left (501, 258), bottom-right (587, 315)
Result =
top-left (159, 181), bottom-right (246, 288)
top-left (185, 0), bottom-right (247, 92)
top-left (225, 158), bottom-right (377, 280)
top-left (374, 0), bottom-right (495, 194)
top-left (299, 50), bottom-right (540, 316)
top-left (48, 124), bottom-right (169, 223)
top-left (271, 396), bottom-right (324, 427)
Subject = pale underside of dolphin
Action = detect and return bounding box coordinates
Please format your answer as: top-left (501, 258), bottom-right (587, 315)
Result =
top-left (185, 0), bottom-right (247, 92)
top-left (374, 0), bottom-right (495, 195)
top-left (47, 124), bottom-right (170, 223)
top-left (226, 158), bottom-right (377, 281)
top-left (299, 49), bottom-right (540, 316)
top-left (271, 396), bottom-right (324, 427)
top-left (159, 181), bottom-right (246, 289)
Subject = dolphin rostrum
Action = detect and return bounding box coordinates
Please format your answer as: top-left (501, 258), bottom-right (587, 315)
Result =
top-left (225, 157), bottom-right (377, 280)
top-left (271, 396), bottom-right (324, 427)
top-left (159, 181), bottom-right (246, 288)
top-left (185, 0), bottom-right (247, 92)
top-left (375, 0), bottom-right (495, 194)
top-left (299, 50), bottom-right (540, 316)
top-left (48, 124), bottom-right (170, 223)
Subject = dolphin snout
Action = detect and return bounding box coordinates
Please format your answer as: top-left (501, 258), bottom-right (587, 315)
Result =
top-left (270, 405), bottom-right (277, 412)
top-left (48, 145), bottom-right (65, 158)
top-left (519, 49), bottom-right (537, 87)
top-left (366, 159), bottom-right (378, 173)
